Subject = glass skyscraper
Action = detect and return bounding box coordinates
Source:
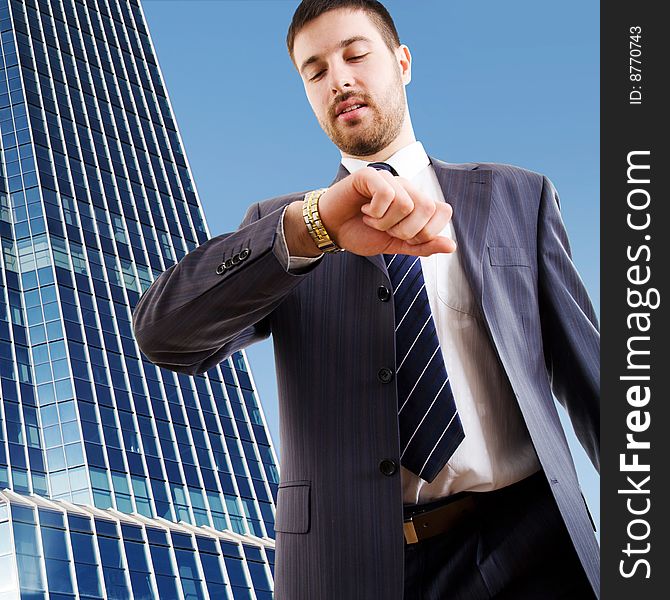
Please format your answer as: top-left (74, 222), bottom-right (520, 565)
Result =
top-left (0, 1), bottom-right (278, 598)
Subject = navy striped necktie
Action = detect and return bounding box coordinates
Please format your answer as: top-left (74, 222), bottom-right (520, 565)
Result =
top-left (368, 161), bottom-right (465, 483)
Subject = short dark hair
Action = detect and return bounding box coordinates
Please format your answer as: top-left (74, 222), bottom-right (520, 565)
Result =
top-left (287, 0), bottom-right (401, 63)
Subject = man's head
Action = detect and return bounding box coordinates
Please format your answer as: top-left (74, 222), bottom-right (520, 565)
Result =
top-left (287, 0), bottom-right (400, 61)
top-left (288, 1), bottom-right (413, 159)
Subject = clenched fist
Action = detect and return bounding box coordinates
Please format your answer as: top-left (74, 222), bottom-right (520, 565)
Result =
top-left (284, 167), bottom-right (456, 258)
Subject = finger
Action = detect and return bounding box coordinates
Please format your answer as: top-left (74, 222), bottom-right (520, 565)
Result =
top-left (385, 235), bottom-right (457, 257)
top-left (385, 199), bottom-right (437, 240)
top-left (366, 177), bottom-right (438, 237)
top-left (361, 176), bottom-right (414, 231)
top-left (355, 169), bottom-right (396, 218)
top-left (404, 202), bottom-right (453, 245)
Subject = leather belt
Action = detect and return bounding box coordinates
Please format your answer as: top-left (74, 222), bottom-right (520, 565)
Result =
top-left (403, 492), bottom-right (476, 544)
top-left (402, 471), bottom-right (545, 545)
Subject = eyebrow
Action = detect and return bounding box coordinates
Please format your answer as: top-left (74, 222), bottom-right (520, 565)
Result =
top-left (300, 36), bottom-right (372, 75)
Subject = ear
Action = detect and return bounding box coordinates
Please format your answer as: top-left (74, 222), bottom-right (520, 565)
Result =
top-left (397, 44), bottom-right (412, 85)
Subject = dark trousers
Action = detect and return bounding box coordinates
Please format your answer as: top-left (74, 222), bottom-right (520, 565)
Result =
top-left (403, 472), bottom-right (596, 599)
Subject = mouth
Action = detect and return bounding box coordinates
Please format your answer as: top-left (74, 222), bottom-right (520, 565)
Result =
top-left (336, 103), bottom-right (368, 122)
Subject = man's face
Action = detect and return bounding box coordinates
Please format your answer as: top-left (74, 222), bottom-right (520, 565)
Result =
top-left (292, 9), bottom-right (410, 157)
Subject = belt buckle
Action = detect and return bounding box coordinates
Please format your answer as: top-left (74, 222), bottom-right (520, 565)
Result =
top-left (403, 495), bottom-right (477, 545)
top-left (403, 518), bottom-right (419, 544)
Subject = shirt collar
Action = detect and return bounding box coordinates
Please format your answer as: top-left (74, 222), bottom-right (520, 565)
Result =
top-left (341, 141), bottom-right (430, 180)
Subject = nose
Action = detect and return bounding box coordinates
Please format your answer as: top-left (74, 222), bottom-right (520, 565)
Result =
top-left (332, 78), bottom-right (352, 94)
top-left (328, 62), bottom-right (353, 95)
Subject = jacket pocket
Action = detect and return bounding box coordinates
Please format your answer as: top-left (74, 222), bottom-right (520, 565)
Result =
top-left (488, 246), bottom-right (532, 268)
top-left (275, 480), bottom-right (311, 534)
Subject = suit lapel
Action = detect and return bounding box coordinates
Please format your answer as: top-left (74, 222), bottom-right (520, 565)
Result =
top-left (331, 163), bottom-right (349, 185)
top-left (431, 158), bottom-right (492, 309)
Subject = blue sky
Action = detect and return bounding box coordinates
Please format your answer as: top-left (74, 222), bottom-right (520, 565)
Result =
top-left (141, 0), bottom-right (600, 528)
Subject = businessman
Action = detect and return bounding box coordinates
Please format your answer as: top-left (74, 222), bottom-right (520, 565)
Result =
top-left (133, 1), bottom-right (600, 598)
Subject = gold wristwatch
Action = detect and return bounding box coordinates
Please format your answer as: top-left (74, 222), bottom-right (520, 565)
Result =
top-left (301, 188), bottom-right (344, 253)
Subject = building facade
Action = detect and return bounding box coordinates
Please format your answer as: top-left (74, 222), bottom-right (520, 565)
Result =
top-left (0, 0), bottom-right (278, 598)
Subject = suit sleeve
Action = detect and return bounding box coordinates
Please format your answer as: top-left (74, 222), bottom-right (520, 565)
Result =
top-left (537, 176), bottom-right (600, 472)
top-left (132, 201), bottom-right (321, 375)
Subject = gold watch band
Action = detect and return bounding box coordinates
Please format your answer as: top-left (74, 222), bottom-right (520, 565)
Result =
top-left (302, 188), bottom-right (344, 253)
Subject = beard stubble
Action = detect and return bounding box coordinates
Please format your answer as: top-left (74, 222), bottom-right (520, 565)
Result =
top-left (319, 70), bottom-right (406, 157)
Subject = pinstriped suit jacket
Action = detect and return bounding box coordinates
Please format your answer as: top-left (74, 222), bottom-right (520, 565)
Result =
top-left (132, 158), bottom-right (600, 599)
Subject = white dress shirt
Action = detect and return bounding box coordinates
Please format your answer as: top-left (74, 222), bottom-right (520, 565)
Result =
top-left (279, 142), bottom-right (540, 503)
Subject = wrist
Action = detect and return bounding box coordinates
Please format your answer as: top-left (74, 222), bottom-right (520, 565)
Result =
top-left (284, 200), bottom-right (323, 258)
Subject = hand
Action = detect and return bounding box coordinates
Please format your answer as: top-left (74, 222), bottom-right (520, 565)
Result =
top-left (317, 168), bottom-right (456, 256)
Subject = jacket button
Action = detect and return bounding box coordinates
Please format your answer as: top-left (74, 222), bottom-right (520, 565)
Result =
top-left (232, 253), bottom-right (241, 264)
top-left (379, 459), bottom-right (398, 476)
top-left (377, 285), bottom-right (391, 302)
top-left (377, 368), bottom-right (394, 383)
top-left (224, 258), bottom-right (234, 269)
top-left (240, 248), bottom-right (250, 260)
top-left (216, 263), bottom-right (227, 275)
